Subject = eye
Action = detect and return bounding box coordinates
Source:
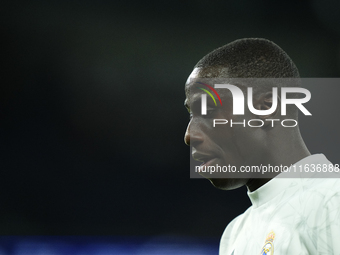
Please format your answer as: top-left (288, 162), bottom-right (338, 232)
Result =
top-left (202, 108), bottom-right (216, 118)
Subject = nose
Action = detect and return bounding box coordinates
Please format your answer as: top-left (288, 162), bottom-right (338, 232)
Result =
top-left (184, 125), bottom-right (191, 146)
top-left (184, 120), bottom-right (203, 147)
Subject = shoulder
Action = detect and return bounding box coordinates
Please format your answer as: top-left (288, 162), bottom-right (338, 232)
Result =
top-left (283, 178), bottom-right (340, 227)
top-left (298, 179), bottom-right (340, 252)
top-left (219, 206), bottom-right (252, 251)
top-left (309, 178), bottom-right (340, 213)
top-left (300, 178), bottom-right (340, 201)
top-left (288, 154), bottom-right (340, 204)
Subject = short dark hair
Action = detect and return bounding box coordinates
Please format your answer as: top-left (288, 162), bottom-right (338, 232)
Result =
top-left (195, 38), bottom-right (300, 78)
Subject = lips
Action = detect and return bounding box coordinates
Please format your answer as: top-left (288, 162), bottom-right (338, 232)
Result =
top-left (192, 152), bottom-right (217, 166)
top-left (199, 158), bottom-right (217, 167)
top-left (192, 152), bottom-right (224, 177)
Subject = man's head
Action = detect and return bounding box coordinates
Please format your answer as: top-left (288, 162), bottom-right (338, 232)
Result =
top-left (193, 38), bottom-right (300, 79)
top-left (184, 38), bottom-right (309, 191)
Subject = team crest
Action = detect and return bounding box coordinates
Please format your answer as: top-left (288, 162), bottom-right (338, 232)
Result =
top-left (259, 231), bottom-right (275, 255)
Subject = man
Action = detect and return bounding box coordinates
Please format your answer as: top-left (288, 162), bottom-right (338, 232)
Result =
top-left (184, 38), bottom-right (340, 254)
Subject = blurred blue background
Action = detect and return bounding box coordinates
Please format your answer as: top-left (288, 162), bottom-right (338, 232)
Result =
top-left (0, 237), bottom-right (218, 254)
top-left (1, 0), bottom-right (340, 254)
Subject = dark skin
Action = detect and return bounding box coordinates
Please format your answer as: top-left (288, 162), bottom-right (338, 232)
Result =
top-left (184, 67), bottom-right (311, 192)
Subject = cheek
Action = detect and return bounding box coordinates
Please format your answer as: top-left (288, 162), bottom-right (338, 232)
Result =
top-left (208, 102), bottom-right (235, 142)
top-left (209, 122), bottom-right (234, 144)
top-left (210, 125), bottom-right (246, 165)
top-left (233, 125), bottom-right (265, 165)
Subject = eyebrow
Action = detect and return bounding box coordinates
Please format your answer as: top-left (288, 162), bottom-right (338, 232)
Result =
top-left (184, 93), bottom-right (203, 111)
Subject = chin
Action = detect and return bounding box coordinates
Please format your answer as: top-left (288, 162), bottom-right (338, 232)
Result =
top-left (208, 178), bottom-right (247, 190)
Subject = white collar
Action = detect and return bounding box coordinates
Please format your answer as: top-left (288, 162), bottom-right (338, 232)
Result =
top-left (247, 154), bottom-right (330, 208)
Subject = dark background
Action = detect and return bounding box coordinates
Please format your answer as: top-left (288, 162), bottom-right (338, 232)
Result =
top-left (1, 0), bottom-right (340, 237)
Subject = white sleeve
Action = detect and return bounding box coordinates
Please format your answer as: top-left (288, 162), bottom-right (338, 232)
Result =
top-left (219, 214), bottom-right (243, 255)
top-left (315, 192), bottom-right (340, 254)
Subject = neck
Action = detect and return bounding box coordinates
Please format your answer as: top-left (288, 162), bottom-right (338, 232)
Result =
top-left (246, 128), bottom-right (310, 192)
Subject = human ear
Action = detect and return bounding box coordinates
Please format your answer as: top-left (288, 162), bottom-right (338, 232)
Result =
top-left (251, 91), bottom-right (280, 126)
